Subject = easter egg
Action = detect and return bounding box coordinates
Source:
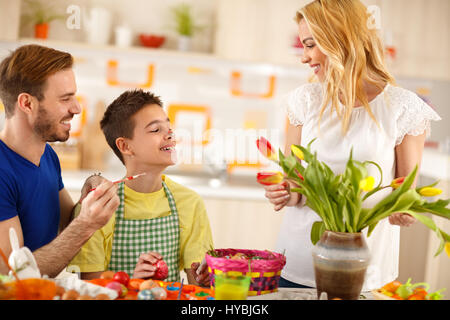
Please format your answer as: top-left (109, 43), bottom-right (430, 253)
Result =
top-left (105, 281), bottom-right (123, 297)
top-left (152, 260), bottom-right (169, 280)
top-left (100, 270), bottom-right (115, 279)
top-left (139, 279), bottom-right (158, 291)
top-left (61, 289), bottom-right (79, 300)
top-left (119, 284), bottom-right (128, 298)
top-left (151, 287), bottom-right (167, 300)
top-left (137, 289), bottom-right (154, 300)
top-left (113, 271), bottom-right (130, 287)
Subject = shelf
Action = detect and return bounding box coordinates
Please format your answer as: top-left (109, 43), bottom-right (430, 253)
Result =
top-left (10, 38), bottom-right (306, 71)
top-left (14, 37), bottom-right (216, 59)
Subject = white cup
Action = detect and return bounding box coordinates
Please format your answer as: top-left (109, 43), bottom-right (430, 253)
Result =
top-left (115, 26), bottom-right (133, 47)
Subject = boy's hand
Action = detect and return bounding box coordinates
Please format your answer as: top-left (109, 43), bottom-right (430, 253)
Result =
top-left (133, 251), bottom-right (163, 279)
top-left (191, 261), bottom-right (210, 287)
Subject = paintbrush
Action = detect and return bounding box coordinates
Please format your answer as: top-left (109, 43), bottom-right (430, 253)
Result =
top-left (177, 278), bottom-right (184, 300)
top-left (89, 172), bottom-right (147, 192)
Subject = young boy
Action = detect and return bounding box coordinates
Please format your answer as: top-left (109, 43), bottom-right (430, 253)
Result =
top-left (69, 90), bottom-right (213, 286)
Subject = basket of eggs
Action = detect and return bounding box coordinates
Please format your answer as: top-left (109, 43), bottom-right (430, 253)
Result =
top-left (205, 248), bottom-right (286, 296)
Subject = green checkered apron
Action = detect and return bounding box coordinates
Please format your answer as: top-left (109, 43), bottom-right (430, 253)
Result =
top-left (108, 181), bottom-right (181, 282)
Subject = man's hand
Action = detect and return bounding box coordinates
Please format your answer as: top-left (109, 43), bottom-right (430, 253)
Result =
top-left (79, 173), bottom-right (106, 203)
top-left (76, 180), bottom-right (119, 232)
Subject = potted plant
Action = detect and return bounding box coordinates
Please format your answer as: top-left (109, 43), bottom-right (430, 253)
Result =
top-left (168, 3), bottom-right (202, 51)
top-left (21, 0), bottom-right (65, 39)
top-left (256, 137), bottom-right (450, 300)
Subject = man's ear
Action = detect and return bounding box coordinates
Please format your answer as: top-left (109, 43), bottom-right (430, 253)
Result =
top-left (16, 93), bottom-right (36, 115)
top-left (116, 137), bottom-right (133, 157)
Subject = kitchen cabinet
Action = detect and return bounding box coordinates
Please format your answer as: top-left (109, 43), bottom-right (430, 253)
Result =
top-left (0, 0), bottom-right (21, 40)
top-left (214, 0), bottom-right (307, 66)
top-left (214, 0), bottom-right (450, 81)
top-left (370, 0), bottom-right (450, 81)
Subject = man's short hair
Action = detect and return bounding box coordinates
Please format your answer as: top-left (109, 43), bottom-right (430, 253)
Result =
top-left (0, 44), bottom-right (73, 118)
top-left (100, 89), bottom-right (163, 164)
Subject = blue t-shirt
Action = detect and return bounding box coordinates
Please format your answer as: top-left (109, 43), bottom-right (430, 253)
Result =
top-left (0, 140), bottom-right (64, 251)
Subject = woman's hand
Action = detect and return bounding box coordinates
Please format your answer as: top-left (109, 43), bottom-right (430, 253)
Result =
top-left (264, 181), bottom-right (301, 211)
top-left (388, 212), bottom-right (416, 227)
top-left (132, 251), bottom-right (163, 279)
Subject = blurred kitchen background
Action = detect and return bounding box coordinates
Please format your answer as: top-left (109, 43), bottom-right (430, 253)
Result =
top-left (0, 0), bottom-right (448, 290)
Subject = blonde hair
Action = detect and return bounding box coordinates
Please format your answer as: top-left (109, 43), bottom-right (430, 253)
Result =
top-left (295, 0), bottom-right (396, 134)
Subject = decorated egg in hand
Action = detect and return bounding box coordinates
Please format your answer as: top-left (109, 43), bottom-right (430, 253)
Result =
top-left (152, 260), bottom-right (169, 280)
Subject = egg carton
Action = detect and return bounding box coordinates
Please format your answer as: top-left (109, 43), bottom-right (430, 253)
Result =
top-left (54, 277), bottom-right (118, 300)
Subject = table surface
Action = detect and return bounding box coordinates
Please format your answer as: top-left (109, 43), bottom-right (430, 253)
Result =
top-left (247, 288), bottom-right (375, 300)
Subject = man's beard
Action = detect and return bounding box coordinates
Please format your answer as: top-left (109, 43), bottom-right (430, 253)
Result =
top-left (33, 103), bottom-right (70, 142)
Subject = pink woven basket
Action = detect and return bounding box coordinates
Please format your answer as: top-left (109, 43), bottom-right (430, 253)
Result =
top-left (205, 248), bottom-right (286, 296)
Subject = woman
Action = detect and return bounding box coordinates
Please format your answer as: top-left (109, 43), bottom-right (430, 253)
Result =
top-left (263, 0), bottom-right (441, 290)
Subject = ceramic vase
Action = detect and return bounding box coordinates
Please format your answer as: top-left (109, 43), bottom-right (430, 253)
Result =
top-left (311, 230), bottom-right (370, 300)
top-left (34, 23), bottom-right (49, 39)
top-left (177, 35), bottom-right (192, 51)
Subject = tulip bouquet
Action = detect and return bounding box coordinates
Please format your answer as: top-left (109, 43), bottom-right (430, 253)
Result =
top-left (256, 137), bottom-right (450, 256)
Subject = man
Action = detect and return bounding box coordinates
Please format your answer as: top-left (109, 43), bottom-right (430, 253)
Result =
top-left (0, 44), bottom-right (119, 277)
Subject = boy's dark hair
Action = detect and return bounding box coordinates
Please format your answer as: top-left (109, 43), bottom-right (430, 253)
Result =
top-left (100, 89), bottom-right (163, 164)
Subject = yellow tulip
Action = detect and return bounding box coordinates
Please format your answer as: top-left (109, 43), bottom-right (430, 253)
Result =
top-left (359, 176), bottom-right (375, 192)
top-left (445, 242), bottom-right (450, 258)
top-left (256, 171), bottom-right (284, 186)
top-left (418, 187), bottom-right (442, 197)
top-left (290, 145), bottom-right (304, 160)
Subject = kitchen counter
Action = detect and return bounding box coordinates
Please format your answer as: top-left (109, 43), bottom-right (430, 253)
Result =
top-left (62, 147), bottom-right (449, 202)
